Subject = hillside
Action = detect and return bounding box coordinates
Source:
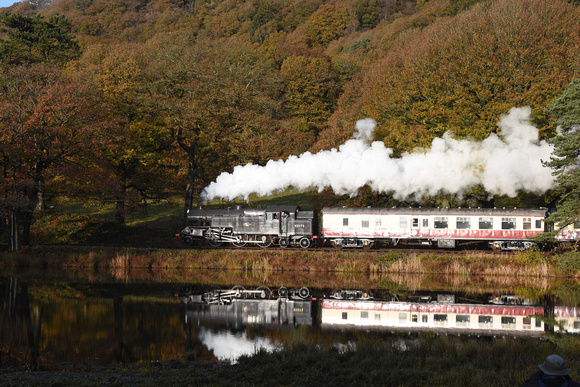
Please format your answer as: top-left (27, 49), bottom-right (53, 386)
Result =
top-left (1, 0), bottom-right (579, 248)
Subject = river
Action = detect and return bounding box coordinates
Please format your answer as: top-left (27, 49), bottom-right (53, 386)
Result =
top-left (1, 266), bottom-right (579, 370)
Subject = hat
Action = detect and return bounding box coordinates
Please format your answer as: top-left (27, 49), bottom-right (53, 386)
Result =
top-left (539, 354), bottom-right (570, 376)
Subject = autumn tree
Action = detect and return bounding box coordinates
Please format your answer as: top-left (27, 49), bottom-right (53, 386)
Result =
top-left (280, 54), bottom-right (342, 140)
top-left (143, 34), bottom-right (288, 212)
top-left (79, 43), bottom-right (178, 224)
top-left (323, 0), bottom-right (580, 154)
top-left (303, 3), bottom-right (354, 47)
top-left (0, 65), bottom-right (100, 249)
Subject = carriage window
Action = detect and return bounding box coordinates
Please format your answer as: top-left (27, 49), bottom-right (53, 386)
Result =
top-left (478, 315), bottom-right (493, 325)
top-left (361, 217), bottom-right (369, 228)
top-left (434, 217), bottom-right (448, 229)
top-left (422, 315), bottom-right (428, 323)
top-left (456, 217), bottom-right (471, 229)
top-left (501, 316), bottom-right (516, 326)
top-left (479, 217), bottom-right (493, 229)
top-left (342, 312), bottom-right (348, 320)
top-left (523, 317), bottom-right (532, 327)
top-left (523, 218), bottom-right (531, 230)
top-left (375, 217), bottom-right (382, 227)
top-left (536, 220), bottom-right (543, 229)
top-left (343, 218), bottom-right (349, 227)
top-left (456, 315), bottom-right (470, 324)
top-left (502, 218), bottom-right (516, 230)
top-left (399, 313), bottom-right (407, 322)
top-left (375, 313), bottom-right (381, 321)
top-left (361, 311), bottom-right (368, 319)
top-left (434, 314), bottom-right (448, 322)
top-left (400, 216), bottom-right (409, 228)
top-left (412, 218), bottom-right (419, 228)
top-left (423, 219), bottom-right (429, 227)
top-left (574, 221), bottom-right (580, 229)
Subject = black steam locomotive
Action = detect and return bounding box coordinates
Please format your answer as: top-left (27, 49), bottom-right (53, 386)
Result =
top-left (178, 205), bottom-right (316, 248)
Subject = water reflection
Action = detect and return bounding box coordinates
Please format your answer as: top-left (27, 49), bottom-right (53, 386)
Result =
top-left (1, 276), bottom-right (579, 370)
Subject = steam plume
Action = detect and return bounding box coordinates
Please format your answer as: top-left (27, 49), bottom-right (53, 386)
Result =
top-left (201, 107), bottom-right (555, 202)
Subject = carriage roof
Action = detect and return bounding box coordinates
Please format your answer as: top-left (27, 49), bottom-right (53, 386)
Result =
top-left (321, 207), bottom-right (547, 217)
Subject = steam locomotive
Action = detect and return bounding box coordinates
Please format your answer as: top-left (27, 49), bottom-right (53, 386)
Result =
top-left (178, 205), bottom-right (316, 248)
top-left (177, 206), bottom-right (580, 251)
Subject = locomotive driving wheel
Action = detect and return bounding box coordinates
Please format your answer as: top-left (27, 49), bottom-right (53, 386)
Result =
top-left (256, 286), bottom-right (272, 299)
top-left (299, 237), bottom-right (311, 249)
top-left (279, 238), bottom-right (289, 248)
top-left (232, 235), bottom-right (247, 247)
top-left (257, 235), bottom-right (272, 248)
top-left (206, 238), bottom-right (222, 247)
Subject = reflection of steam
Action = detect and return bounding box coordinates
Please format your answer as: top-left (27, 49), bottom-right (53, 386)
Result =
top-left (202, 107), bottom-right (554, 202)
top-left (198, 327), bottom-right (278, 364)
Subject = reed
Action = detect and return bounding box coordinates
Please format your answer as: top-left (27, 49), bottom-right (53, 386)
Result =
top-left (3, 245), bottom-right (579, 279)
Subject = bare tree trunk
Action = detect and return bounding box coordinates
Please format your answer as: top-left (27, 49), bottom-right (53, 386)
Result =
top-left (9, 212), bottom-right (19, 252)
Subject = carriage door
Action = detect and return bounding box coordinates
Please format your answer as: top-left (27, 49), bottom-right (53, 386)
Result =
top-left (412, 217), bottom-right (420, 236)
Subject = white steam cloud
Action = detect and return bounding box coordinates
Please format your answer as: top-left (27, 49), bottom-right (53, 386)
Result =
top-left (201, 107), bottom-right (555, 202)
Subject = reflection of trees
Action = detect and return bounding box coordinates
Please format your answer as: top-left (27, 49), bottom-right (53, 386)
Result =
top-left (1, 278), bottom-right (41, 370)
top-left (182, 306), bottom-right (218, 363)
top-left (2, 284), bottom-right (186, 368)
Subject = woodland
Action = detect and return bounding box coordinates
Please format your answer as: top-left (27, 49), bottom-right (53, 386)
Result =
top-left (0, 0), bottom-right (580, 249)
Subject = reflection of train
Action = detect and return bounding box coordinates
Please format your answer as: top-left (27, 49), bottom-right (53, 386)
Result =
top-left (178, 205), bottom-right (580, 251)
top-left (321, 294), bottom-right (546, 336)
top-left (178, 285), bottom-right (315, 329)
top-left (554, 306), bottom-right (580, 334)
top-left (178, 286), bottom-right (580, 337)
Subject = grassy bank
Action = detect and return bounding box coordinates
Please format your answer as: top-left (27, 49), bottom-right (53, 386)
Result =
top-left (2, 245), bottom-right (580, 279)
top-left (3, 334), bottom-right (580, 386)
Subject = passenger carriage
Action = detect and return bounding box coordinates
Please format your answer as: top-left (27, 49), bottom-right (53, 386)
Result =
top-left (321, 207), bottom-right (547, 250)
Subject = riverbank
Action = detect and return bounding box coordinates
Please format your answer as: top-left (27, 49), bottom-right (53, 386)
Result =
top-left (2, 245), bottom-right (580, 279)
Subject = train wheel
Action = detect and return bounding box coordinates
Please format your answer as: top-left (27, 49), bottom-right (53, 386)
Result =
top-left (206, 238), bottom-right (222, 247)
top-left (232, 285), bottom-right (246, 298)
top-left (257, 286), bottom-right (272, 299)
top-left (278, 287), bottom-right (288, 297)
top-left (298, 287), bottom-right (310, 299)
top-left (232, 236), bottom-right (246, 247)
top-left (299, 237), bottom-right (311, 249)
top-left (279, 238), bottom-right (289, 248)
top-left (258, 235), bottom-right (272, 248)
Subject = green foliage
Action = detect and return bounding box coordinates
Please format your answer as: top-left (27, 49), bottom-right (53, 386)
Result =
top-left (303, 3), bottom-right (353, 47)
top-left (0, 13), bottom-right (80, 65)
top-left (345, 36), bottom-right (371, 51)
top-left (31, 213), bottom-right (108, 244)
top-left (355, 0), bottom-right (381, 29)
top-left (555, 251), bottom-right (580, 273)
top-left (513, 249), bottom-right (547, 265)
top-left (280, 55), bottom-right (342, 136)
top-left (249, 0), bottom-right (277, 43)
top-left (543, 79), bottom-right (580, 232)
top-left (443, 0), bottom-right (485, 16)
top-left (377, 251), bottom-right (406, 263)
